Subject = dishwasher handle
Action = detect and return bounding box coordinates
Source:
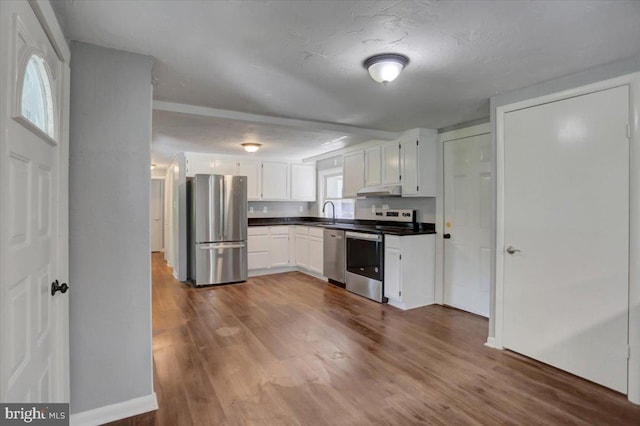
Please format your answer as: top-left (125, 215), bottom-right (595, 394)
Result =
top-left (345, 231), bottom-right (382, 242)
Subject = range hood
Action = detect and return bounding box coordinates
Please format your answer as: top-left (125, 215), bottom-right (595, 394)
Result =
top-left (356, 184), bottom-right (402, 198)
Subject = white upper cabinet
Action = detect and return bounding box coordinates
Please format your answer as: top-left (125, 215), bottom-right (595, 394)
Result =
top-left (261, 161), bottom-right (290, 200)
top-left (381, 140), bottom-right (401, 185)
top-left (364, 146), bottom-right (382, 187)
top-left (182, 153), bottom-right (315, 201)
top-left (290, 164), bottom-right (316, 201)
top-left (213, 158), bottom-right (238, 175)
top-left (212, 158), bottom-right (261, 201)
top-left (237, 160), bottom-right (261, 201)
top-left (342, 151), bottom-right (365, 198)
top-left (185, 155), bottom-right (213, 176)
top-left (400, 128), bottom-right (437, 197)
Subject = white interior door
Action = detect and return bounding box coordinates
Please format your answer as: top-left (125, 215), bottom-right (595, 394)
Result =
top-left (151, 179), bottom-right (164, 252)
top-left (443, 133), bottom-right (492, 317)
top-left (1, 1), bottom-right (69, 402)
top-left (503, 85), bottom-right (629, 393)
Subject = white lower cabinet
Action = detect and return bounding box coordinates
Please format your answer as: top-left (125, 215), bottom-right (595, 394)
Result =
top-left (288, 226), bottom-right (296, 266)
top-left (295, 226), bottom-right (309, 269)
top-left (384, 234), bottom-right (436, 310)
top-left (307, 227), bottom-right (324, 275)
top-left (269, 226), bottom-right (289, 268)
top-left (384, 247), bottom-right (402, 300)
top-left (248, 227), bottom-right (270, 270)
top-left (248, 226), bottom-right (291, 270)
top-left (248, 225), bottom-right (326, 278)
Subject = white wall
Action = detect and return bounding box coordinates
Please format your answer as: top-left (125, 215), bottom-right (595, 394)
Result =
top-left (354, 197), bottom-right (435, 222)
top-left (248, 201), bottom-right (310, 217)
top-left (68, 41), bottom-right (154, 414)
top-left (164, 154), bottom-right (187, 281)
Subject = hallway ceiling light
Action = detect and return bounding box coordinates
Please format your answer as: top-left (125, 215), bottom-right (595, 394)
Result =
top-left (242, 143), bottom-right (262, 153)
top-left (363, 54), bottom-right (409, 85)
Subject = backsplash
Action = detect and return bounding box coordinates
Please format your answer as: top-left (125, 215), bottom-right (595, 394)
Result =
top-left (355, 197), bottom-right (436, 222)
top-left (248, 201), bottom-right (311, 217)
top-left (309, 197), bottom-right (435, 223)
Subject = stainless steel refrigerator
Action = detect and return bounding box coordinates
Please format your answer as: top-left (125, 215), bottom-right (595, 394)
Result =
top-left (188, 174), bottom-right (248, 286)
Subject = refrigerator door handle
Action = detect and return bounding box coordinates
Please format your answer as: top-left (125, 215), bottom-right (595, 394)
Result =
top-left (199, 242), bottom-right (246, 250)
top-left (219, 177), bottom-right (224, 240)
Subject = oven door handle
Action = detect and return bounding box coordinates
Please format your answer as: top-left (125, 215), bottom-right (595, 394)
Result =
top-left (345, 231), bottom-right (382, 242)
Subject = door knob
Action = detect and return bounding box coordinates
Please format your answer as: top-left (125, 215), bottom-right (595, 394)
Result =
top-left (506, 246), bottom-right (521, 255)
top-left (51, 280), bottom-right (69, 296)
top-left (443, 233), bottom-right (451, 239)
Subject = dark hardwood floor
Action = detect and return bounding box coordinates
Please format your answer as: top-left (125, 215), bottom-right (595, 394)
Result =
top-left (108, 253), bottom-right (640, 425)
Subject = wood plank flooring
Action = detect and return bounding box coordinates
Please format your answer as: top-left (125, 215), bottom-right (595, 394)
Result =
top-left (108, 253), bottom-right (640, 425)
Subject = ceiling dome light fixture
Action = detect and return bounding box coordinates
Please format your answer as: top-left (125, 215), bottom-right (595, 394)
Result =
top-left (242, 142), bottom-right (262, 153)
top-left (363, 53), bottom-right (409, 85)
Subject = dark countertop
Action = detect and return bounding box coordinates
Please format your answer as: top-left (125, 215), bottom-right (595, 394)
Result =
top-left (248, 216), bottom-right (436, 236)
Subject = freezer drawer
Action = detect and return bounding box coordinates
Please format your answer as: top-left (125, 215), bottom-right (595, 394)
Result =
top-left (195, 242), bottom-right (248, 286)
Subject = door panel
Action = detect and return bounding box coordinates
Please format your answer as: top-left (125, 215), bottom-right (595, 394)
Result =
top-left (1, 0), bottom-right (68, 403)
top-left (443, 133), bottom-right (491, 317)
top-left (151, 180), bottom-right (163, 251)
top-left (503, 85), bottom-right (629, 393)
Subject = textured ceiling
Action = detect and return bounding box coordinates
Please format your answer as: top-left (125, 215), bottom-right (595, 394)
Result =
top-left (52, 0), bottom-right (640, 167)
top-left (152, 110), bottom-right (371, 165)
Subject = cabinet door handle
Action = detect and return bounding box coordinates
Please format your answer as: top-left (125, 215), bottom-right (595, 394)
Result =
top-left (443, 233), bottom-right (451, 239)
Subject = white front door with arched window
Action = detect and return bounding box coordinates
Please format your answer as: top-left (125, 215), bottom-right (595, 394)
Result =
top-left (0, 1), bottom-right (70, 403)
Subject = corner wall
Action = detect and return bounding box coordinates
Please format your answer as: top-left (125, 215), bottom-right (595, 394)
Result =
top-left (69, 42), bottom-right (154, 414)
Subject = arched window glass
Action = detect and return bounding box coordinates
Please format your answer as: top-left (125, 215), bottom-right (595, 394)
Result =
top-left (20, 54), bottom-right (55, 137)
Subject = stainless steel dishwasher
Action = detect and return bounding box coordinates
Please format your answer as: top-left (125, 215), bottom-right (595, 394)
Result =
top-left (323, 228), bottom-right (345, 285)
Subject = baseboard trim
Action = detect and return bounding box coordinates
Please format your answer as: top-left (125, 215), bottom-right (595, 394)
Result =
top-left (485, 336), bottom-right (501, 349)
top-left (70, 392), bottom-right (158, 426)
top-left (249, 266), bottom-right (297, 277)
top-left (249, 267), bottom-right (327, 282)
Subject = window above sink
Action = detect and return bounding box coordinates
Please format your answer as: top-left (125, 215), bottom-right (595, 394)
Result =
top-left (319, 167), bottom-right (354, 219)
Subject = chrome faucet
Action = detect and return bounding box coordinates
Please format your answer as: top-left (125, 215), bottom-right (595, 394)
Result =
top-left (322, 201), bottom-right (336, 224)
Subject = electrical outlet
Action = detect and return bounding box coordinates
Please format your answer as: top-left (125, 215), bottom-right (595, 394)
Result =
top-left (263, 206), bottom-right (268, 213)
top-left (371, 205), bottom-right (376, 214)
top-left (249, 206), bottom-right (254, 213)
top-left (299, 205), bottom-right (303, 213)
top-left (382, 204), bottom-right (389, 210)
